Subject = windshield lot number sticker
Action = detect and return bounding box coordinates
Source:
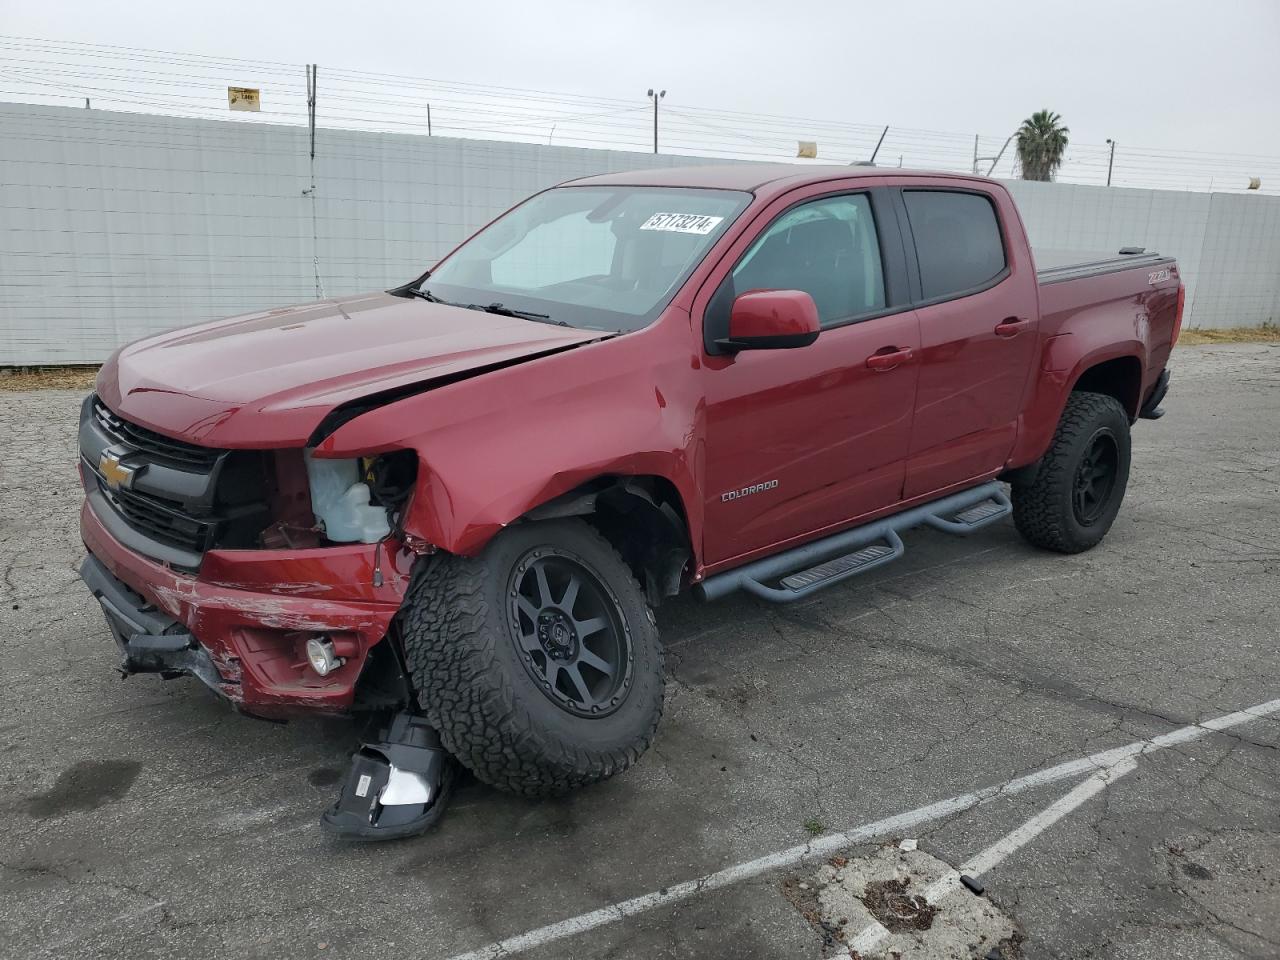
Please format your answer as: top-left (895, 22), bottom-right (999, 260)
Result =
top-left (640, 213), bottom-right (724, 235)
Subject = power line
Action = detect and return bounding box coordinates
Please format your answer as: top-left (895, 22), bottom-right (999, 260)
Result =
top-left (1, 35), bottom-right (1278, 192)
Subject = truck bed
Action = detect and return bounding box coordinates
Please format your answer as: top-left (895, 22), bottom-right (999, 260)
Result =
top-left (1035, 248), bottom-right (1173, 285)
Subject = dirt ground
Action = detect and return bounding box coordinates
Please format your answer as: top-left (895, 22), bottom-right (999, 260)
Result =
top-left (1176, 324), bottom-right (1280, 345)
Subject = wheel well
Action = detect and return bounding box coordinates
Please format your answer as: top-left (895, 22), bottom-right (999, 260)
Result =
top-left (522, 476), bottom-right (692, 605)
top-left (1071, 356), bottom-right (1142, 419)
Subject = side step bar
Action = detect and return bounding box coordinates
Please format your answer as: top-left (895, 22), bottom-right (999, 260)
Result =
top-left (696, 482), bottom-right (1012, 604)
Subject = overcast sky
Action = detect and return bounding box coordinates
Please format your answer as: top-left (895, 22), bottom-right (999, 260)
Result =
top-left (4, 0), bottom-right (1279, 173)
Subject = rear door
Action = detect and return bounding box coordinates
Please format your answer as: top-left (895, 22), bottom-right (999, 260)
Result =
top-left (698, 185), bottom-right (921, 568)
top-left (896, 186), bottom-right (1040, 498)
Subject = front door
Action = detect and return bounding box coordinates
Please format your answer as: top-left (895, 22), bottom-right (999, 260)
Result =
top-left (700, 190), bottom-right (921, 568)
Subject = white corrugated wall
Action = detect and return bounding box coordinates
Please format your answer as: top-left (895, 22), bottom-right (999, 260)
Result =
top-left (2, 102), bottom-right (1277, 364)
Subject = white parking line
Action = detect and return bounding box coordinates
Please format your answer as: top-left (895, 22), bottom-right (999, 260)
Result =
top-left (962, 757), bottom-right (1137, 878)
top-left (445, 697), bottom-right (1280, 960)
top-left (847, 758), bottom-right (1138, 955)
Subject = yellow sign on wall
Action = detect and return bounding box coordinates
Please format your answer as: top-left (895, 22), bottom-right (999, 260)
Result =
top-left (228, 87), bottom-right (261, 112)
top-left (797, 141), bottom-right (818, 159)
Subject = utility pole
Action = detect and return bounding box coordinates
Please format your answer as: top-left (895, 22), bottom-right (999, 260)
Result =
top-left (427, 103), bottom-right (432, 136)
top-left (306, 64), bottom-right (317, 163)
top-left (1105, 139), bottom-right (1116, 187)
top-left (647, 88), bottom-right (665, 153)
top-left (973, 134), bottom-right (979, 174)
top-left (305, 64), bottom-right (325, 300)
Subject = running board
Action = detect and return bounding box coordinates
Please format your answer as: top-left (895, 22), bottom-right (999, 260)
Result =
top-left (696, 482), bottom-right (1012, 604)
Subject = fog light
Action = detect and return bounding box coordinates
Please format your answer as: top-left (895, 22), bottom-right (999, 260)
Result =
top-left (306, 636), bottom-right (343, 676)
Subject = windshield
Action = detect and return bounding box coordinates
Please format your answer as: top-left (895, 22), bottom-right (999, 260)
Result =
top-left (423, 186), bottom-right (751, 332)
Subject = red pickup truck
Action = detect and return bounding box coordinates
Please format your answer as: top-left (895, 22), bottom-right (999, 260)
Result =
top-left (79, 165), bottom-right (1182, 805)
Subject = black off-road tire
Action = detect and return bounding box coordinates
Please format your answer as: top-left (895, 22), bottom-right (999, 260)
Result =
top-left (400, 518), bottom-right (664, 798)
top-left (1012, 391), bottom-right (1132, 554)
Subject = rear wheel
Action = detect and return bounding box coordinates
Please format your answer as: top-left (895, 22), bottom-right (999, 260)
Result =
top-left (400, 518), bottom-right (664, 798)
top-left (1012, 391), bottom-right (1132, 553)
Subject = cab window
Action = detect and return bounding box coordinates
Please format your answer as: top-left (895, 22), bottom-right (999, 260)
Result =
top-left (902, 190), bottom-right (1007, 300)
top-left (732, 194), bottom-right (886, 327)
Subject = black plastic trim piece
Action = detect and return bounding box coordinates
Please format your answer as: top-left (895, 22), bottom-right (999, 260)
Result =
top-left (1139, 368), bottom-right (1170, 419)
top-left (85, 488), bottom-right (205, 570)
top-left (888, 188), bottom-right (923, 302)
top-left (82, 397), bottom-right (272, 560)
top-left (713, 330), bottom-right (820, 353)
top-left (999, 459), bottom-right (1042, 487)
top-left (90, 398), bottom-right (219, 470)
top-left (320, 712), bottom-right (457, 841)
top-left (869, 187), bottom-right (913, 310)
top-left (80, 403), bottom-right (225, 506)
top-left (79, 553), bottom-right (225, 694)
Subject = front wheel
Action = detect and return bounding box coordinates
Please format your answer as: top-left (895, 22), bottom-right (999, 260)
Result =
top-left (1012, 391), bottom-right (1132, 554)
top-left (400, 518), bottom-right (664, 798)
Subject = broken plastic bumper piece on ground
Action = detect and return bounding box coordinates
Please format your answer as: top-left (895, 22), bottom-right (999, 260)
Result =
top-left (321, 711), bottom-right (457, 841)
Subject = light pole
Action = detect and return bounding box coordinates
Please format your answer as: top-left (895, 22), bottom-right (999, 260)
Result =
top-left (647, 88), bottom-right (665, 154)
top-left (1106, 138), bottom-right (1116, 187)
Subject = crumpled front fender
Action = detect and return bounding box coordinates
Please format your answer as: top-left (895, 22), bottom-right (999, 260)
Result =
top-left (315, 321), bottom-right (705, 562)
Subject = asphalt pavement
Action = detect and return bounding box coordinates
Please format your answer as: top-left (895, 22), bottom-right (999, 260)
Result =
top-left (1, 342), bottom-right (1277, 960)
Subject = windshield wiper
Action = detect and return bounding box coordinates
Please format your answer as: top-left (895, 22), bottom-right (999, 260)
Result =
top-left (408, 289), bottom-right (568, 327)
top-left (406, 287), bottom-right (450, 304)
top-left (470, 302), bottom-right (568, 326)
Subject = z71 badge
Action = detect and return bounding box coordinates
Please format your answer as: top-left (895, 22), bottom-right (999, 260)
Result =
top-left (721, 480), bottom-right (778, 502)
top-left (1148, 268), bottom-right (1170, 284)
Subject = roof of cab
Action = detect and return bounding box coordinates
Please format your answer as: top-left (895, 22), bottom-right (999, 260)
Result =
top-left (565, 163), bottom-right (979, 194)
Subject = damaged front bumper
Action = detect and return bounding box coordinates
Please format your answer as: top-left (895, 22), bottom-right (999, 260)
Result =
top-left (81, 553), bottom-right (225, 689)
top-left (79, 499), bottom-right (412, 719)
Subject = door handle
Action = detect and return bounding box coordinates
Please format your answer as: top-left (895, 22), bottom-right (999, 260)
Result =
top-left (866, 347), bottom-right (914, 371)
top-left (995, 316), bottom-right (1031, 337)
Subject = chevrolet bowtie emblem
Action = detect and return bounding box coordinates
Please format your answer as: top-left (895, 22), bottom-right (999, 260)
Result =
top-left (98, 448), bottom-right (138, 491)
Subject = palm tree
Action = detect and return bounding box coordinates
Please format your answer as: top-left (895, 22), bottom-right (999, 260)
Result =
top-left (1016, 110), bottom-right (1070, 181)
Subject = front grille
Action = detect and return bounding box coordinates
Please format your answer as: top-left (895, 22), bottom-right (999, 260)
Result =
top-left (99, 479), bottom-right (213, 553)
top-left (93, 399), bottom-right (220, 470)
top-left (83, 396), bottom-right (273, 567)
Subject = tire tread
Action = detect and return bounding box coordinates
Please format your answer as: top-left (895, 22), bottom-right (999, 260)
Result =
top-left (1012, 390), bottom-right (1129, 554)
top-left (400, 521), bottom-right (663, 798)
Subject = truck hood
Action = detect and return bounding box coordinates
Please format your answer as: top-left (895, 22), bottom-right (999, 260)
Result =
top-left (97, 292), bottom-right (609, 448)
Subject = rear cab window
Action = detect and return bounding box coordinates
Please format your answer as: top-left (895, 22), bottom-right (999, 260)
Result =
top-left (901, 190), bottom-right (1007, 301)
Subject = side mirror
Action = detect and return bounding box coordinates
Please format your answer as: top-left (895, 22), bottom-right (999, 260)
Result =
top-left (718, 290), bottom-right (820, 352)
